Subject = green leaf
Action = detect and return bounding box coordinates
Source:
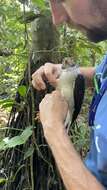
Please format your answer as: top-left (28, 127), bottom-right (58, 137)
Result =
top-left (0, 127), bottom-right (33, 150)
top-left (0, 178), bottom-right (7, 185)
top-left (32, 0), bottom-right (46, 10)
top-left (7, 136), bottom-right (24, 148)
top-left (1, 102), bottom-right (14, 108)
top-left (20, 126), bottom-right (33, 142)
top-left (18, 85), bottom-right (27, 97)
top-left (0, 140), bottom-right (7, 150)
top-left (0, 99), bottom-right (13, 105)
top-left (24, 146), bottom-right (34, 160)
top-left (7, 127), bottom-right (33, 148)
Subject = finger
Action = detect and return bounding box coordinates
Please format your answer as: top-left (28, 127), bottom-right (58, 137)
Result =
top-left (39, 94), bottom-right (50, 110)
top-left (49, 78), bottom-right (60, 89)
top-left (44, 63), bottom-right (57, 83)
top-left (32, 71), bottom-right (36, 79)
top-left (32, 79), bottom-right (44, 91)
top-left (55, 78), bottom-right (60, 88)
top-left (32, 67), bottom-right (46, 90)
top-left (52, 90), bottom-right (68, 103)
top-left (39, 102), bottom-right (43, 114)
top-left (44, 93), bottom-right (51, 99)
top-left (32, 76), bottom-right (46, 90)
top-left (32, 66), bottom-right (44, 80)
top-left (52, 90), bottom-right (60, 95)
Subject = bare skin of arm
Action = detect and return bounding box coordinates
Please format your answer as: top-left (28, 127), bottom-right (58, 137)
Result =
top-left (80, 67), bottom-right (95, 87)
top-left (46, 124), bottom-right (104, 190)
top-left (39, 91), bottom-right (104, 190)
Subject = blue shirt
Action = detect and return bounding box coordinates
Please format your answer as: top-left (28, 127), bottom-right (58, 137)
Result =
top-left (85, 55), bottom-right (107, 189)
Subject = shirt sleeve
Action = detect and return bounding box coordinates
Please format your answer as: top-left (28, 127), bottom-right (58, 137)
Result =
top-left (95, 54), bottom-right (107, 74)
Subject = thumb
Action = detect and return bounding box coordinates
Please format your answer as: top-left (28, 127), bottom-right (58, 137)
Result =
top-left (49, 74), bottom-right (60, 87)
top-left (51, 78), bottom-right (59, 88)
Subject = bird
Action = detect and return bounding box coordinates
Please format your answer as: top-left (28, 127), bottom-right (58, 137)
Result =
top-left (57, 57), bottom-right (85, 131)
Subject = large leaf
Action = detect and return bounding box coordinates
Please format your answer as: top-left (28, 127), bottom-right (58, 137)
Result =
top-left (6, 136), bottom-right (24, 148)
top-left (0, 126), bottom-right (33, 150)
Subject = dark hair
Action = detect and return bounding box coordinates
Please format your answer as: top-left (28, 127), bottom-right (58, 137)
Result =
top-left (93, 0), bottom-right (107, 18)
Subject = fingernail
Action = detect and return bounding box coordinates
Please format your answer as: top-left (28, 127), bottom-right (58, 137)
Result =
top-left (41, 85), bottom-right (46, 90)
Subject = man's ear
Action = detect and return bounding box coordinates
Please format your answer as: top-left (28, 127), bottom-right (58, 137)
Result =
top-left (49, 0), bottom-right (68, 25)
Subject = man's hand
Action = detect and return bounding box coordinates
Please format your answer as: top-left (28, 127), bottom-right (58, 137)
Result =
top-left (39, 90), bottom-right (68, 137)
top-left (32, 63), bottom-right (62, 90)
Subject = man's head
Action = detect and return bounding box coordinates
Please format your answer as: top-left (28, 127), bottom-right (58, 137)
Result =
top-left (50, 0), bottom-right (107, 42)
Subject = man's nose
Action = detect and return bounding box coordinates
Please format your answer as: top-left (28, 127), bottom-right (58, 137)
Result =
top-left (49, 0), bottom-right (69, 25)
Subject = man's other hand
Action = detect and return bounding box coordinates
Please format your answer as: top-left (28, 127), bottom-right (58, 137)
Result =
top-left (32, 63), bottom-right (61, 91)
top-left (39, 90), bottom-right (68, 137)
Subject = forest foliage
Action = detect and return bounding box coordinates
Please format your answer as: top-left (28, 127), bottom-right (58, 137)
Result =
top-left (0, 0), bottom-right (107, 188)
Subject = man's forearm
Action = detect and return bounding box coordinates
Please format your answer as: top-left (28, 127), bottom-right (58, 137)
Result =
top-left (59, 65), bottom-right (95, 87)
top-left (45, 123), bottom-right (104, 190)
top-left (80, 67), bottom-right (95, 87)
